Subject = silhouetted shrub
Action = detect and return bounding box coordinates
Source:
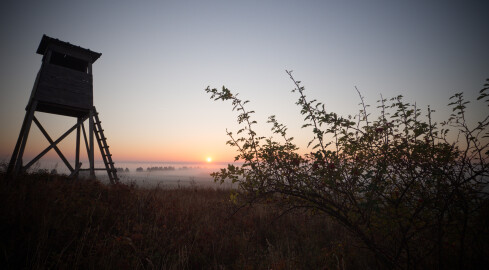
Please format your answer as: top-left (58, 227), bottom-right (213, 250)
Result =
top-left (206, 73), bottom-right (489, 269)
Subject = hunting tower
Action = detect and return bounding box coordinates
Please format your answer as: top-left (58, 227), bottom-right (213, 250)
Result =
top-left (7, 35), bottom-right (118, 183)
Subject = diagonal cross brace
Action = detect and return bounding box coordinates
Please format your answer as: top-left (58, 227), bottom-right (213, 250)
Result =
top-left (33, 116), bottom-right (74, 172)
top-left (69, 162), bottom-right (82, 178)
top-left (23, 115), bottom-right (89, 172)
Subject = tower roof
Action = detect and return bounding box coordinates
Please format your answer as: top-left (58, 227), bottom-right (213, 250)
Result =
top-left (36, 34), bottom-right (102, 63)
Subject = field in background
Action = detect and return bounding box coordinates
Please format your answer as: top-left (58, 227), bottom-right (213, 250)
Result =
top-left (0, 160), bottom-right (236, 188)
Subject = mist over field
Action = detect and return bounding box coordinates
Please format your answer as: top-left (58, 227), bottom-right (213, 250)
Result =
top-left (0, 159), bottom-right (235, 188)
top-left (113, 162), bottom-right (236, 188)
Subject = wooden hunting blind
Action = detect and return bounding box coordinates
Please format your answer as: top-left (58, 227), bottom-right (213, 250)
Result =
top-left (33, 35), bottom-right (100, 117)
top-left (7, 35), bottom-right (118, 183)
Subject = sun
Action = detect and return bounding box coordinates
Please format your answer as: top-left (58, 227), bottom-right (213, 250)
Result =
top-left (206, 157), bottom-right (212, 163)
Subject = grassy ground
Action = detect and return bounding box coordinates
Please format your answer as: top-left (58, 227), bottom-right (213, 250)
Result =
top-left (0, 172), bottom-right (374, 269)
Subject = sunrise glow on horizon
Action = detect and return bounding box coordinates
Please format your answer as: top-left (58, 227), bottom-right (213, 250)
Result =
top-left (0, 1), bottom-right (488, 167)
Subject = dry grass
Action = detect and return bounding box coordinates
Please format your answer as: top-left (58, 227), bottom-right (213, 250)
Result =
top-left (0, 171), bottom-right (376, 269)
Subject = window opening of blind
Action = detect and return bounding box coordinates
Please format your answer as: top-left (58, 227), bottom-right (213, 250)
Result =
top-left (49, 51), bottom-right (88, 73)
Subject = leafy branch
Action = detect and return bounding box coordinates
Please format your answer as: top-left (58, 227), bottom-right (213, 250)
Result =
top-left (205, 73), bottom-right (489, 269)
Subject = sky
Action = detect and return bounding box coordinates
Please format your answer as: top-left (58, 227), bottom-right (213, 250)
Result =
top-left (0, 0), bottom-right (488, 165)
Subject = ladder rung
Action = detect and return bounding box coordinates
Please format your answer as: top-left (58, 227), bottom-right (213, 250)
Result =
top-left (92, 109), bottom-right (120, 184)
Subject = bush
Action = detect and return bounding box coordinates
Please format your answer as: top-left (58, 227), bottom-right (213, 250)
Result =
top-left (206, 72), bottom-right (489, 269)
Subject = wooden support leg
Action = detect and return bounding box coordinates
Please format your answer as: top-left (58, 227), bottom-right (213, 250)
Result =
top-left (81, 122), bottom-right (90, 157)
top-left (7, 109), bottom-right (31, 175)
top-left (75, 117), bottom-right (81, 178)
top-left (7, 100), bottom-right (38, 176)
top-left (89, 109), bottom-right (95, 178)
top-left (69, 162), bottom-right (82, 178)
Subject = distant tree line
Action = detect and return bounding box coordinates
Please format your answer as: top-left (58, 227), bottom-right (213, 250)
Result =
top-left (147, 166), bottom-right (176, 172)
top-left (116, 167), bottom-right (130, 173)
top-left (134, 166), bottom-right (200, 172)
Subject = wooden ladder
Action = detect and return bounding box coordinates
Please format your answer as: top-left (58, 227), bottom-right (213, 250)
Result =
top-left (92, 107), bottom-right (119, 184)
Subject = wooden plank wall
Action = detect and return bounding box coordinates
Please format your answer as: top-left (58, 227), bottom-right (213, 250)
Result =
top-left (35, 64), bottom-right (93, 110)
